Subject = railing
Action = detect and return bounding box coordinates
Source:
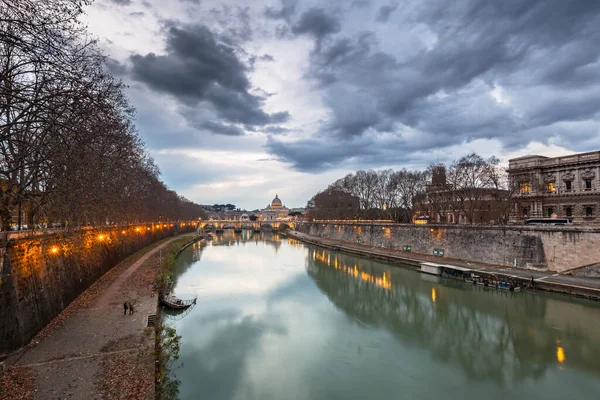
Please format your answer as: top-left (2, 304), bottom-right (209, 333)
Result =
top-left (548, 152), bottom-right (600, 166)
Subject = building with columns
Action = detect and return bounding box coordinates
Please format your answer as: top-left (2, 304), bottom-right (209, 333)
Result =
top-left (260, 194), bottom-right (291, 221)
top-left (508, 151), bottom-right (600, 224)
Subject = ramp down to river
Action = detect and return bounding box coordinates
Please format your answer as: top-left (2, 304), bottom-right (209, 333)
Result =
top-left (287, 231), bottom-right (600, 301)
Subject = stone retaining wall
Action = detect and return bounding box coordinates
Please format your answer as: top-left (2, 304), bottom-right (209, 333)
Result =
top-left (296, 223), bottom-right (600, 272)
top-left (0, 223), bottom-right (195, 354)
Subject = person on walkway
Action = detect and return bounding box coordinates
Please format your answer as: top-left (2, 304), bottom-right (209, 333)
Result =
top-left (123, 301), bottom-right (128, 315)
top-left (128, 301), bottom-right (134, 315)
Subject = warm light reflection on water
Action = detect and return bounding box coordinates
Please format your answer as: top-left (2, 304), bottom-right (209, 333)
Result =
top-left (312, 249), bottom-right (391, 290)
top-left (557, 346), bottom-right (566, 364)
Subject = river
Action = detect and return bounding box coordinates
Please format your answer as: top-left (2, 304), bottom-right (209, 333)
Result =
top-left (166, 231), bottom-right (600, 400)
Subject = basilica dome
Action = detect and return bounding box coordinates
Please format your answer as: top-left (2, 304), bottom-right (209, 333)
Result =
top-left (271, 194), bottom-right (283, 208)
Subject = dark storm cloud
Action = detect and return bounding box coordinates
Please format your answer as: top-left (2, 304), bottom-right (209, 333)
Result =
top-left (129, 11), bottom-right (145, 17)
top-left (375, 3), bottom-right (398, 23)
top-left (263, 126), bottom-right (292, 134)
top-left (264, 0), bottom-right (297, 22)
top-left (197, 121), bottom-right (245, 136)
top-left (267, 0), bottom-right (600, 170)
top-left (129, 24), bottom-right (289, 129)
top-left (265, 134), bottom-right (446, 172)
top-left (351, 0), bottom-right (370, 8)
top-left (291, 8), bottom-right (341, 41)
top-left (210, 5), bottom-right (253, 43)
top-left (105, 58), bottom-right (127, 76)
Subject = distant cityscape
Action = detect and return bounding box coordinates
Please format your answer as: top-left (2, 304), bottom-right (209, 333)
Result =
top-left (203, 149), bottom-right (599, 226)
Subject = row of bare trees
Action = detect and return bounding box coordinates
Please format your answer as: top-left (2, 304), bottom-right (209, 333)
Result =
top-left (0, 0), bottom-right (205, 232)
top-left (307, 169), bottom-right (429, 222)
top-left (307, 153), bottom-right (516, 224)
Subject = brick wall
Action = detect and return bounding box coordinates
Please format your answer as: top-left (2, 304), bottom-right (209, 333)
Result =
top-left (0, 223), bottom-right (195, 354)
top-left (296, 223), bottom-right (600, 272)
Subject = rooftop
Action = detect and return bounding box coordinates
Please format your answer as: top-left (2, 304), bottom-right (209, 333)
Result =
top-left (508, 150), bottom-right (600, 170)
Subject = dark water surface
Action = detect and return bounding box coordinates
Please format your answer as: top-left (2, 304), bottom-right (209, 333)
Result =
top-left (167, 231), bottom-right (600, 400)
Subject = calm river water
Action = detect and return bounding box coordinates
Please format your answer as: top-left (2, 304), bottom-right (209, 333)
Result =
top-left (167, 231), bottom-right (600, 400)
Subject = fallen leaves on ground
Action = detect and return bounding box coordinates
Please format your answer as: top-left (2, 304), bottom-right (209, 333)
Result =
top-left (97, 334), bottom-right (154, 400)
top-left (0, 366), bottom-right (36, 400)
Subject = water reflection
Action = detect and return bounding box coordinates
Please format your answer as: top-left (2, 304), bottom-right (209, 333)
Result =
top-left (170, 234), bottom-right (600, 400)
top-left (311, 248), bottom-right (392, 290)
top-left (306, 247), bottom-right (600, 383)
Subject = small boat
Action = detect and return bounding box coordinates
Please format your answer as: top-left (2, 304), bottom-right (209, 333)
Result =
top-left (160, 292), bottom-right (197, 310)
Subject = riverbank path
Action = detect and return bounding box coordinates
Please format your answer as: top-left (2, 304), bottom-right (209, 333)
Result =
top-left (3, 234), bottom-right (194, 400)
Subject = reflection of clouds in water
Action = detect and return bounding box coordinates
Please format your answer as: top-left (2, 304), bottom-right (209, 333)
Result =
top-left (176, 239), bottom-right (306, 298)
top-left (177, 314), bottom-right (287, 400)
top-left (202, 252), bottom-right (230, 262)
top-left (185, 270), bottom-right (306, 298)
top-left (266, 272), bottom-right (321, 306)
top-left (234, 300), bottom-right (337, 400)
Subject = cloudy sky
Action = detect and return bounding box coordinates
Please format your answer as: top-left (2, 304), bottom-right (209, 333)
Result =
top-left (83, 0), bottom-right (600, 209)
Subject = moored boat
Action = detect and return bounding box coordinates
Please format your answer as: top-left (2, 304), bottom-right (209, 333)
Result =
top-left (160, 292), bottom-right (197, 310)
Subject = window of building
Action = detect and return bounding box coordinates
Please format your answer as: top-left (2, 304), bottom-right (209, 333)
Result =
top-left (585, 180), bottom-right (592, 190)
top-left (565, 181), bottom-right (572, 191)
top-left (520, 182), bottom-right (531, 193)
top-left (586, 207), bottom-right (593, 217)
top-left (523, 208), bottom-right (528, 218)
top-left (547, 182), bottom-right (555, 192)
top-left (547, 207), bottom-right (554, 217)
top-left (566, 207), bottom-right (572, 217)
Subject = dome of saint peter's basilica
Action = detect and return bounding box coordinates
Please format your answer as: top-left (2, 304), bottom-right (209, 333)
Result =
top-left (271, 194), bottom-right (283, 209)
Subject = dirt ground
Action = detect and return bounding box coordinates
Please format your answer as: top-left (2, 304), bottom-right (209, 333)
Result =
top-left (0, 234), bottom-right (193, 400)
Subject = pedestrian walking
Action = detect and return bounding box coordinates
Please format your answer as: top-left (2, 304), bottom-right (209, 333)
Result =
top-left (123, 302), bottom-right (128, 315)
top-left (128, 301), bottom-right (134, 315)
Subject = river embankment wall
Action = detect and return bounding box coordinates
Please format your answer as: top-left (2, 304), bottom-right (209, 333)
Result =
top-left (295, 223), bottom-right (600, 272)
top-left (0, 223), bottom-right (196, 355)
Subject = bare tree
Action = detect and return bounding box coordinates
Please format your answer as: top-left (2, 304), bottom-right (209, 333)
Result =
top-left (447, 154), bottom-right (499, 224)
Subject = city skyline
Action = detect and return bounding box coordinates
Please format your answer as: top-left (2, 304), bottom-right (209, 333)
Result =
top-left (84, 0), bottom-right (600, 209)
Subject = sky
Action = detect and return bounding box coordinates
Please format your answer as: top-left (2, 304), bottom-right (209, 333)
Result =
top-left (83, 0), bottom-right (600, 210)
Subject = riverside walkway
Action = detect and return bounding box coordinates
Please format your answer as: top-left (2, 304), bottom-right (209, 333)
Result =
top-left (289, 231), bottom-right (600, 300)
top-left (1, 234), bottom-right (193, 400)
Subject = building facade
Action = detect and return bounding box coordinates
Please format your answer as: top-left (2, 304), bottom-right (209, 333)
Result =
top-left (508, 151), bottom-right (600, 224)
top-left (260, 194), bottom-right (291, 221)
top-left (412, 166), bottom-right (507, 224)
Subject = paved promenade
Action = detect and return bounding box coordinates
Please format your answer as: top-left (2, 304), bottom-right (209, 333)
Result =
top-left (1, 234), bottom-right (193, 400)
top-left (289, 231), bottom-right (600, 299)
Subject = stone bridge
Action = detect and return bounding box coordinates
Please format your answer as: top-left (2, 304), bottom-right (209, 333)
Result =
top-left (199, 220), bottom-right (294, 231)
